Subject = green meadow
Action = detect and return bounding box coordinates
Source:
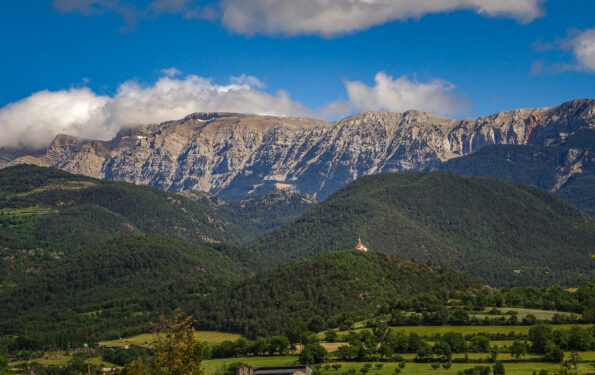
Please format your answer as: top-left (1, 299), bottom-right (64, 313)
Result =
top-left (335, 324), bottom-right (592, 339)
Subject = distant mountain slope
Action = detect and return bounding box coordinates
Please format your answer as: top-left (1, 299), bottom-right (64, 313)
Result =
top-left (4, 99), bottom-right (593, 200)
top-left (182, 189), bottom-right (317, 236)
top-left (0, 235), bottom-right (247, 348)
top-left (0, 165), bottom-right (250, 287)
top-left (251, 172), bottom-right (595, 287)
top-left (191, 250), bottom-right (477, 338)
top-left (438, 129), bottom-right (595, 215)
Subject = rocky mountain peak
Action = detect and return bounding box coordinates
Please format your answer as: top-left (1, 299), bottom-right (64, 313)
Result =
top-left (3, 98), bottom-right (593, 200)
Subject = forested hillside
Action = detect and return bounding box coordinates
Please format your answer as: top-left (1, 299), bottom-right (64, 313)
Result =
top-left (183, 189), bottom-right (316, 236)
top-left (191, 250), bottom-right (477, 338)
top-left (251, 172), bottom-right (595, 287)
top-left (0, 165), bottom-right (252, 287)
top-left (0, 235), bottom-right (247, 349)
top-left (438, 129), bottom-right (595, 215)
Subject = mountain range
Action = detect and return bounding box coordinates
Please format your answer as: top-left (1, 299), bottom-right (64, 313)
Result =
top-left (1, 98), bottom-right (594, 349)
top-left (2, 99), bottom-right (593, 204)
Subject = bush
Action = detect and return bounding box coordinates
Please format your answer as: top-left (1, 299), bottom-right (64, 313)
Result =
top-left (493, 361), bottom-right (505, 375)
top-left (299, 343), bottom-right (328, 365)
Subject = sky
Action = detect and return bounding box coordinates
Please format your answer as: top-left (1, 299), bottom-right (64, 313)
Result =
top-left (0, 0), bottom-right (594, 149)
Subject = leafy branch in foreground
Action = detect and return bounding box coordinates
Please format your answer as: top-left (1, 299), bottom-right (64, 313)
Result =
top-left (128, 311), bottom-right (204, 375)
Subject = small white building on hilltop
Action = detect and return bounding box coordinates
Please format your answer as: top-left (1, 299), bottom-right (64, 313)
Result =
top-left (355, 237), bottom-right (368, 252)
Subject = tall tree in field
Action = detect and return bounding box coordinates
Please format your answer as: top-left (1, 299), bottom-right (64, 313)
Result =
top-left (128, 311), bottom-right (204, 375)
top-left (509, 341), bottom-right (527, 361)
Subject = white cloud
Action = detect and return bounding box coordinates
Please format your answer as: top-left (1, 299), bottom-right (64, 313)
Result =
top-left (219, 0), bottom-right (545, 36)
top-left (0, 73), bottom-right (310, 149)
top-left (160, 67), bottom-right (182, 77)
top-left (531, 27), bottom-right (595, 74)
top-left (0, 88), bottom-right (112, 150)
top-left (230, 74), bottom-right (265, 89)
top-left (322, 72), bottom-right (468, 117)
top-left (53, 0), bottom-right (544, 36)
top-left (567, 27), bottom-right (595, 72)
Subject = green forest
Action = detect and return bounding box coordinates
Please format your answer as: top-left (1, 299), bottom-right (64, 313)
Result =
top-left (252, 172), bottom-right (595, 286)
top-left (438, 129), bottom-right (595, 216)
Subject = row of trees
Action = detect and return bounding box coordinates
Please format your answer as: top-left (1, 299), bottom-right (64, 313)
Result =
top-left (382, 283), bottom-right (594, 326)
top-left (332, 324), bottom-right (594, 364)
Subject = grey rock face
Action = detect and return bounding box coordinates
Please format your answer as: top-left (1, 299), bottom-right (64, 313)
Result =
top-left (6, 99), bottom-right (594, 200)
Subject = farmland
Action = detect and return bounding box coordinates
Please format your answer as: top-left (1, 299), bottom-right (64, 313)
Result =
top-left (335, 324), bottom-right (592, 339)
top-left (202, 356), bottom-right (595, 375)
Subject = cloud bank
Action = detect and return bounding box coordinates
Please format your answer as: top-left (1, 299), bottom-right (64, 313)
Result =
top-left (0, 74), bottom-right (309, 149)
top-left (53, 0), bottom-right (545, 36)
top-left (0, 71), bottom-right (468, 150)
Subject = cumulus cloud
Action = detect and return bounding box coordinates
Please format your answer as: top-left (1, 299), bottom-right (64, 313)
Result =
top-left (160, 67), bottom-right (182, 77)
top-left (567, 27), bottom-right (595, 72)
top-left (531, 27), bottom-right (595, 74)
top-left (322, 72), bottom-right (468, 117)
top-left (220, 0), bottom-right (544, 36)
top-left (0, 88), bottom-right (112, 150)
top-left (0, 73), bottom-right (310, 150)
top-left (53, 0), bottom-right (544, 36)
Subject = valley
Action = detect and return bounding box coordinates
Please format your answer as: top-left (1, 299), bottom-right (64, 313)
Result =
top-left (0, 100), bottom-right (594, 374)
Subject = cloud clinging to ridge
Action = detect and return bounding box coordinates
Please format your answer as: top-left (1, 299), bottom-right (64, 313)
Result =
top-left (322, 72), bottom-right (468, 118)
top-left (52, 0), bottom-right (545, 36)
top-left (0, 70), bottom-right (469, 150)
top-left (0, 73), bottom-right (310, 149)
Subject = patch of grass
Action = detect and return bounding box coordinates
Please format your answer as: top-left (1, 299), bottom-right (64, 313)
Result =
top-left (99, 331), bottom-right (242, 347)
top-left (0, 206), bottom-right (55, 217)
top-left (10, 354), bottom-right (118, 369)
top-left (473, 308), bottom-right (580, 320)
top-left (7, 181), bottom-right (98, 198)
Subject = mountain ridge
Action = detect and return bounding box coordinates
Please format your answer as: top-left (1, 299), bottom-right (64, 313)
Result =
top-left (3, 98), bottom-right (593, 200)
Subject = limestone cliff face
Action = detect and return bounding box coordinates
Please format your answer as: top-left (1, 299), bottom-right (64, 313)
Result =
top-left (6, 99), bottom-right (594, 200)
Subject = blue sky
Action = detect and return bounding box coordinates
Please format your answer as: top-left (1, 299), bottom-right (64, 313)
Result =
top-left (0, 0), bottom-right (594, 149)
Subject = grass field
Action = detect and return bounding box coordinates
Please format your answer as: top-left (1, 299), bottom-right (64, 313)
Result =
top-left (0, 206), bottom-right (55, 217)
top-left (472, 308), bottom-right (580, 320)
top-left (336, 324), bottom-right (593, 339)
top-left (202, 355), bottom-right (595, 375)
top-left (99, 331), bottom-right (242, 347)
top-left (9, 353), bottom-right (119, 368)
